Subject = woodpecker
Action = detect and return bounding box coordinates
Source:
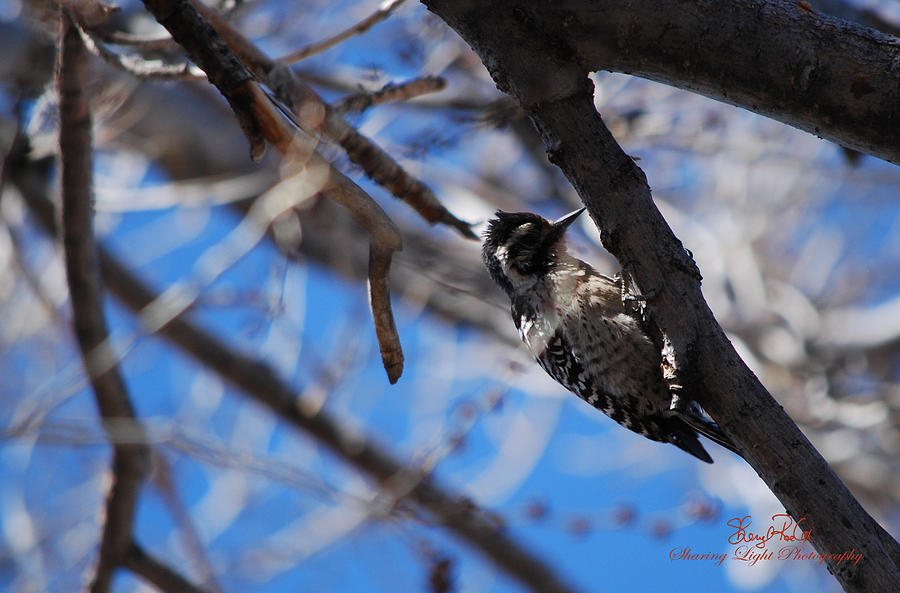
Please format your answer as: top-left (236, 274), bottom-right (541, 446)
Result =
top-left (482, 208), bottom-right (739, 463)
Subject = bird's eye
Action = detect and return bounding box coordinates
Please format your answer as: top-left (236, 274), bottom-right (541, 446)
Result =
top-left (511, 257), bottom-right (535, 276)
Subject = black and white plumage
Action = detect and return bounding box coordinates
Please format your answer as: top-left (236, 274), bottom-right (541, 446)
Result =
top-left (482, 208), bottom-right (739, 463)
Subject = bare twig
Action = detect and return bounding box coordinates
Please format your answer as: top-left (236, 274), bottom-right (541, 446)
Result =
top-left (150, 452), bottom-right (222, 592)
top-left (124, 542), bottom-right (213, 593)
top-left (57, 12), bottom-right (149, 593)
top-left (278, 0), bottom-right (408, 64)
top-left (246, 81), bottom-right (406, 382)
top-left (332, 75), bottom-right (447, 115)
top-left (278, 63), bottom-right (477, 238)
top-left (75, 21), bottom-right (202, 80)
top-left (325, 110), bottom-right (479, 238)
top-left (90, 29), bottom-right (179, 51)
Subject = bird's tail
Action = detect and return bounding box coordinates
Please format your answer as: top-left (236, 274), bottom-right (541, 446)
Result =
top-left (667, 425), bottom-right (714, 463)
top-left (678, 409), bottom-right (743, 459)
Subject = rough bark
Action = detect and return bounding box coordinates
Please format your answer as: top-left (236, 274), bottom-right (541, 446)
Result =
top-left (429, 0), bottom-right (900, 164)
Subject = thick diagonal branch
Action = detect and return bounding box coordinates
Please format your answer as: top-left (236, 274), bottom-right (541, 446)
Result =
top-left (421, 1), bottom-right (900, 592)
top-left (138, 0), bottom-right (265, 158)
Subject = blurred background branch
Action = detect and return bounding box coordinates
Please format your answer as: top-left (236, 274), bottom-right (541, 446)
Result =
top-left (57, 11), bottom-right (150, 592)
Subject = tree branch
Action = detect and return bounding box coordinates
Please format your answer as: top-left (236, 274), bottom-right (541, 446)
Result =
top-left (57, 11), bottom-right (149, 593)
top-left (138, 0), bottom-right (266, 159)
top-left (332, 75), bottom-right (447, 115)
top-left (421, 1), bottom-right (900, 592)
top-left (74, 19), bottom-right (200, 80)
top-left (435, 0), bottom-right (900, 165)
top-left (193, 0), bottom-right (477, 239)
top-left (133, 0), bottom-right (410, 381)
top-left (277, 0), bottom-right (408, 64)
top-left (249, 80), bottom-right (408, 382)
top-left (124, 542), bottom-right (213, 593)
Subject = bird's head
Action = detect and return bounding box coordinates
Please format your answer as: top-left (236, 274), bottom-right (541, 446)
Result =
top-left (481, 208), bottom-right (585, 296)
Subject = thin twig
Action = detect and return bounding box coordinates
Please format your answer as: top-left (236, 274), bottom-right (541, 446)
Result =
top-left (278, 66), bottom-right (477, 238)
top-left (246, 81), bottom-right (406, 381)
top-left (124, 542), bottom-right (213, 593)
top-left (75, 21), bottom-right (202, 80)
top-left (91, 29), bottom-right (179, 51)
top-left (57, 12), bottom-right (149, 593)
top-left (332, 76), bottom-right (447, 115)
top-left (150, 452), bottom-right (223, 593)
top-left (278, 0), bottom-right (408, 64)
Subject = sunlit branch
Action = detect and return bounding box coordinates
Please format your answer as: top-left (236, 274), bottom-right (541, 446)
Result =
top-left (74, 20), bottom-right (202, 80)
top-left (246, 82), bottom-right (406, 381)
top-left (89, 29), bottom-right (179, 52)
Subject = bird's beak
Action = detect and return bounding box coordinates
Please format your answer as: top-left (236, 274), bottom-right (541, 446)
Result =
top-left (553, 207), bottom-right (586, 231)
